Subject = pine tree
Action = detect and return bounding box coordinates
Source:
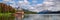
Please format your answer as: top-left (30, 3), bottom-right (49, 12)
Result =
top-left (0, 3), bottom-right (16, 13)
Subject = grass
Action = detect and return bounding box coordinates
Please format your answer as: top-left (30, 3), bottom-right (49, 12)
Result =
top-left (0, 13), bottom-right (15, 20)
top-left (0, 13), bottom-right (11, 16)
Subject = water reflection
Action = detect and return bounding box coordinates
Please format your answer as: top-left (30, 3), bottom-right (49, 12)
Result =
top-left (23, 14), bottom-right (60, 20)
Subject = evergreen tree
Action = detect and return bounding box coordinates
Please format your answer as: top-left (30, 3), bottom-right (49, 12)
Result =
top-left (0, 3), bottom-right (16, 13)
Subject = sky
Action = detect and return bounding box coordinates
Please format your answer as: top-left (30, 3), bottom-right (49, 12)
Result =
top-left (0, 0), bottom-right (60, 12)
top-left (0, 0), bottom-right (44, 12)
top-left (0, 0), bottom-right (44, 4)
top-left (0, 0), bottom-right (3, 1)
top-left (28, 0), bottom-right (44, 4)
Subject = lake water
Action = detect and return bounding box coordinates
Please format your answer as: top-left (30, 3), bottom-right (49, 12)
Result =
top-left (23, 14), bottom-right (60, 20)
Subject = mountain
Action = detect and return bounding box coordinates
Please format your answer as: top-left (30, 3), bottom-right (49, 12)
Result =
top-left (38, 10), bottom-right (60, 14)
top-left (22, 9), bottom-right (37, 14)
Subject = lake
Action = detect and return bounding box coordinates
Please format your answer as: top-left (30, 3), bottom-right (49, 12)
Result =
top-left (23, 14), bottom-right (60, 20)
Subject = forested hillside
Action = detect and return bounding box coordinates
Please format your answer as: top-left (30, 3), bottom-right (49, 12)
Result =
top-left (0, 3), bottom-right (37, 20)
top-left (0, 3), bottom-right (16, 13)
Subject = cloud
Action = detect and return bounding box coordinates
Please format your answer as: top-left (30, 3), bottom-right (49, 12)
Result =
top-left (24, 0), bottom-right (28, 2)
top-left (2, 0), bottom-right (60, 12)
top-left (3, 0), bottom-right (9, 1)
top-left (1, 0), bottom-right (43, 12)
top-left (18, 0), bottom-right (44, 12)
top-left (42, 0), bottom-right (60, 12)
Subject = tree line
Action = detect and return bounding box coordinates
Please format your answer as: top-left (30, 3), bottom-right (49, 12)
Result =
top-left (0, 3), bottom-right (16, 13)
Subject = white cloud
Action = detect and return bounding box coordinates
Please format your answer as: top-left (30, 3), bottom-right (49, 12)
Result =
top-left (43, 2), bottom-right (54, 5)
top-left (2, 0), bottom-right (41, 12)
top-left (43, 0), bottom-right (60, 12)
top-left (19, 0), bottom-right (60, 12)
top-left (24, 0), bottom-right (28, 2)
top-left (18, 1), bottom-right (24, 3)
top-left (2, 0), bottom-right (60, 12)
top-left (3, 0), bottom-right (12, 2)
top-left (8, 1), bottom-right (15, 3)
top-left (48, 7), bottom-right (60, 11)
top-left (37, 4), bottom-right (42, 6)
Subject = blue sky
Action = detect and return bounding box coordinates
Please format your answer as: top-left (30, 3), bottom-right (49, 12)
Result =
top-left (12, 0), bottom-right (44, 4)
top-left (28, 0), bottom-right (44, 4)
top-left (0, 0), bottom-right (3, 2)
top-left (0, 0), bottom-right (60, 12)
top-left (0, 0), bottom-right (44, 4)
top-left (0, 0), bottom-right (44, 12)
